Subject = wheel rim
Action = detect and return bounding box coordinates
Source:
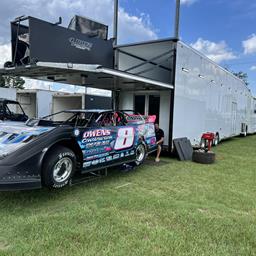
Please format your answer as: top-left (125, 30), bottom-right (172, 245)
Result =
top-left (53, 157), bottom-right (73, 183)
top-left (136, 144), bottom-right (145, 163)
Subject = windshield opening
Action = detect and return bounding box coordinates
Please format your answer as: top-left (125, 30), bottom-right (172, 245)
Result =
top-left (6, 102), bottom-right (25, 116)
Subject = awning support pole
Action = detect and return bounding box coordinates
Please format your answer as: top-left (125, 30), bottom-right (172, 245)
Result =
top-left (174, 0), bottom-right (181, 39)
top-left (113, 0), bottom-right (119, 46)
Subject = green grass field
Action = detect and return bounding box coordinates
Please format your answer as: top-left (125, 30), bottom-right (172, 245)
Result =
top-left (0, 135), bottom-right (256, 256)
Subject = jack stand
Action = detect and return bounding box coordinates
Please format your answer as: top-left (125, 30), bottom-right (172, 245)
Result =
top-left (69, 168), bottom-right (108, 186)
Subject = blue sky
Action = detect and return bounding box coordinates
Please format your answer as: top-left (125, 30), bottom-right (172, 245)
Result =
top-left (120, 0), bottom-right (256, 93)
top-left (0, 0), bottom-right (255, 94)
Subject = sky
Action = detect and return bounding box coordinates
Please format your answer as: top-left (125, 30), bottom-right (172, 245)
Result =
top-left (0, 0), bottom-right (256, 94)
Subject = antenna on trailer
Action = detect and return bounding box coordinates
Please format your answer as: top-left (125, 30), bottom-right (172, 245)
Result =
top-left (174, 0), bottom-right (181, 39)
top-left (113, 0), bottom-right (119, 46)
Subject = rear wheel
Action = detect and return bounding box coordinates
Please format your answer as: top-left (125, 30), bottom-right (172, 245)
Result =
top-left (42, 146), bottom-right (76, 189)
top-left (133, 143), bottom-right (147, 166)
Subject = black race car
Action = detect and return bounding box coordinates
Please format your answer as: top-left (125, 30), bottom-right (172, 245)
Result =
top-left (0, 110), bottom-right (157, 190)
top-left (0, 98), bottom-right (28, 122)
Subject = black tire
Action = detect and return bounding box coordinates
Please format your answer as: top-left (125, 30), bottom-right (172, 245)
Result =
top-left (192, 150), bottom-right (215, 164)
top-left (132, 143), bottom-right (147, 166)
top-left (42, 146), bottom-right (76, 189)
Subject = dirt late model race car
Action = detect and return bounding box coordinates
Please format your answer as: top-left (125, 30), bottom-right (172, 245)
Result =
top-left (0, 110), bottom-right (157, 190)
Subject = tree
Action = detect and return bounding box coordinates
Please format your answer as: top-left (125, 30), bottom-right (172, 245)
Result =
top-left (232, 71), bottom-right (249, 86)
top-left (0, 75), bottom-right (25, 89)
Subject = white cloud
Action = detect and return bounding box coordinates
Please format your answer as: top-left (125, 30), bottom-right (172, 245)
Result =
top-left (250, 66), bottom-right (256, 71)
top-left (0, 0), bottom-right (157, 45)
top-left (0, 43), bottom-right (11, 67)
top-left (180, 0), bottom-right (198, 6)
top-left (190, 38), bottom-right (237, 63)
top-left (118, 8), bottom-right (157, 43)
top-left (243, 34), bottom-right (256, 55)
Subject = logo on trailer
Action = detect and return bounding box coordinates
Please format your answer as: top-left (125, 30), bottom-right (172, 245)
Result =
top-left (69, 37), bottom-right (93, 51)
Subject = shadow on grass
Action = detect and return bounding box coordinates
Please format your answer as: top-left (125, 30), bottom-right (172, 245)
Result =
top-left (0, 165), bottom-right (142, 209)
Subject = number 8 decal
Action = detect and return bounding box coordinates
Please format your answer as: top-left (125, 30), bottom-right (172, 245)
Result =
top-left (114, 127), bottom-right (134, 150)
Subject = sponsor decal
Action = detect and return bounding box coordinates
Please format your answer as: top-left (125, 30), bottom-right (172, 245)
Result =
top-left (83, 149), bottom-right (135, 168)
top-left (83, 129), bottom-right (111, 139)
top-left (69, 37), bottom-right (93, 51)
top-left (58, 152), bottom-right (75, 159)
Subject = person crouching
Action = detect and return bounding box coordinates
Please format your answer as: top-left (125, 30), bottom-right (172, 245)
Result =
top-left (155, 123), bottom-right (164, 162)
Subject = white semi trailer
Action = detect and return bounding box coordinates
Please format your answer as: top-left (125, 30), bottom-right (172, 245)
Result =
top-left (117, 40), bottom-right (256, 149)
top-left (173, 42), bottom-right (256, 145)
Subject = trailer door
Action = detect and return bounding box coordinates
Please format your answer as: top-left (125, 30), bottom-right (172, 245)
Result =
top-left (148, 95), bottom-right (160, 123)
top-left (231, 102), bottom-right (237, 134)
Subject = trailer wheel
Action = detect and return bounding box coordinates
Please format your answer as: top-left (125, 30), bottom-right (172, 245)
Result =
top-left (133, 143), bottom-right (147, 166)
top-left (42, 146), bottom-right (76, 189)
top-left (243, 126), bottom-right (248, 137)
top-left (192, 150), bottom-right (215, 164)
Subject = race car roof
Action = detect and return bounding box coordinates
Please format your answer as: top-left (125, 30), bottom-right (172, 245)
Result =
top-left (0, 62), bottom-right (174, 91)
top-left (64, 109), bottom-right (112, 113)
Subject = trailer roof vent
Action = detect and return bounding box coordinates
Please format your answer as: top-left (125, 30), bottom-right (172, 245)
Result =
top-left (68, 15), bottom-right (108, 40)
top-left (182, 67), bottom-right (189, 73)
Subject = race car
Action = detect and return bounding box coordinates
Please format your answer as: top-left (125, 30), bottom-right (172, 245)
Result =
top-left (0, 98), bottom-right (28, 122)
top-left (0, 110), bottom-right (157, 190)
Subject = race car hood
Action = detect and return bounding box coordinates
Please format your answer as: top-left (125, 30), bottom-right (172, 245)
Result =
top-left (0, 121), bottom-right (55, 158)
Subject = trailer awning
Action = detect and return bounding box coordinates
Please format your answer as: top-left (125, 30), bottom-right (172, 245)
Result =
top-left (0, 62), bottom-right (173, 91)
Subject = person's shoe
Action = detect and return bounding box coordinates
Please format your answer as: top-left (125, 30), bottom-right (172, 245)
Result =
top-left (155, 158), bottom-right (160, 162)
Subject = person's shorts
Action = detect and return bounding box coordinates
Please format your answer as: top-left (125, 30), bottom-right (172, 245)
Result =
top-left (157, 143), bottom-right (163, 148)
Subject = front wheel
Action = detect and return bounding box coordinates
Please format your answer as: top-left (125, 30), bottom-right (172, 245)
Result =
top-left (42, 146), bottom-right (76, 189)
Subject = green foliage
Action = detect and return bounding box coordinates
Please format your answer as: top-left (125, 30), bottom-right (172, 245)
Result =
top-left (0, 136), bottom-right (255, 255)
top-left (0, 75), bottom-right (25, 89)
top-left (232, 71), bottom-right (249, 86)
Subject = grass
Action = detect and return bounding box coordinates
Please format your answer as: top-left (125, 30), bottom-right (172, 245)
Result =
top-left (0, 136), bottom-right (256, 255)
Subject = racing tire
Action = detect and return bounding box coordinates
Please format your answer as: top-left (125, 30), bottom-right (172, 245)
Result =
top-left (42, 146), bottom-right (76, 189)
top-left (133, 143), bottom-right (147, 166)
top-left (192, 150), bottom-right (215, 164)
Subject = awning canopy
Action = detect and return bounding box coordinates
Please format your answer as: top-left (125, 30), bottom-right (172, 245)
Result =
top-left (0, 62), bottom-right (173, 91)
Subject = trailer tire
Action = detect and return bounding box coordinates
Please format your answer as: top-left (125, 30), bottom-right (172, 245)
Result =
top-left (243, 126), bottom-right (248, 137)
top-left (192, 150), bottom-right (215, 164)
top-left (42, 146), bottom-right (76, 189)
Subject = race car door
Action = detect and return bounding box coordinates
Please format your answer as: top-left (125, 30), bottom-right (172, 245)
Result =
top-left (76, 111), bottom-right (136, 172)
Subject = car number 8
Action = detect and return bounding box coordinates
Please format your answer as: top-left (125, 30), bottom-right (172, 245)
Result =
top-left (114, 127), bottom-right (134, 150)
